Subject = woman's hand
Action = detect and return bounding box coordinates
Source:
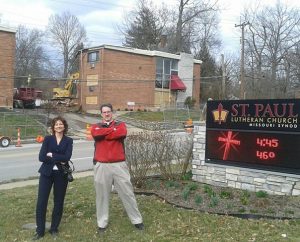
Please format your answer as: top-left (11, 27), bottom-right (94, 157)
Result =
top-left (46, 152), bottom-right (53, 157)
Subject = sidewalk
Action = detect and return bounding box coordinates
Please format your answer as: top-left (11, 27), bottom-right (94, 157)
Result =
top-left (0, 170), bottom-right (93, 190)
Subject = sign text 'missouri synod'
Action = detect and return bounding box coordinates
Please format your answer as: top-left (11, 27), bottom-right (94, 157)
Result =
top-left (205, 99), bottom-right (300, 175)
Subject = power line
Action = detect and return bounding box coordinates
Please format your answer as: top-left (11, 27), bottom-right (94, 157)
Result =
top-left (0, 74), bottom-right (234, 83)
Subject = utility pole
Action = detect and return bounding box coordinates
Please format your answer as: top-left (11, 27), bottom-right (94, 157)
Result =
top-left (221, 54), bottom-right (226, 99)
top-left (235, 21), bottom-right (249, 99)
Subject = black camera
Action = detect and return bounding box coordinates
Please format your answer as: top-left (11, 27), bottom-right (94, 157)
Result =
top-left (61, 163), bottom-right (74, 182)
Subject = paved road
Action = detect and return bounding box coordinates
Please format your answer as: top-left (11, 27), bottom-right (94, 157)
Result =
top-left (0, 110), bottom-right (188, 190)
top-left (0, 140), bottom-right (95, 183)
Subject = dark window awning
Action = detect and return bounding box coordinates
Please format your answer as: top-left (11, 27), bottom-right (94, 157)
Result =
top-left (170, 75), bottom-right (186, 91)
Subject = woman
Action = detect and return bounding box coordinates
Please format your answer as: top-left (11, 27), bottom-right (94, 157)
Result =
top-left (33, 116), bottom-right (73, 240)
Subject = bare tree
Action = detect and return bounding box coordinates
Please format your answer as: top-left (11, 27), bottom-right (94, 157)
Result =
top-left (191, 9), bottom-right (221, 101)
top-left (15, 25), bottom-right (52, 87)
top-left (243, 2), bottom-right (300, 98)
top-left (47, 12), bottom-right (86, 78)
top-left (192, 9), bottom-right (221, 56)
top-left (171, 0), bottom-right (219, 53)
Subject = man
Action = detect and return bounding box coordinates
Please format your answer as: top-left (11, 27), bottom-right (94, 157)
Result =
top-left (91, 103), bottom-right (144, 234)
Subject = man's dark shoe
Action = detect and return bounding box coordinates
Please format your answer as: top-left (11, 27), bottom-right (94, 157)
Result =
top-left (134, 223), bottom-right (144, 230)
top-left (32, 233), bottom-right (44, 240)
top-left (98, 227), bottom-right (107, 234)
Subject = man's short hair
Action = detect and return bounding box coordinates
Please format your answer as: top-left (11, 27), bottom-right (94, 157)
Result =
top-left (100, 103), bottom-right (113, 113)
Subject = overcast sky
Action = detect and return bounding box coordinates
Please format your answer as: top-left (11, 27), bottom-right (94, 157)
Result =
top-left (0, 0), bottom-right (299, 55)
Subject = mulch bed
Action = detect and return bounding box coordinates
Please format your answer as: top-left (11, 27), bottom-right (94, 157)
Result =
top-left (135, 178), bottom-right (300, 220)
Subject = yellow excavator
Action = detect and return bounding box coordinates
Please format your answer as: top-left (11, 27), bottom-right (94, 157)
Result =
top-left (52, 72), bottom-right (79, 106)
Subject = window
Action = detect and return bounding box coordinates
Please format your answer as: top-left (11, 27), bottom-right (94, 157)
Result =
top-left (87, 74), bottom-right (98, 86)
top-left (88, 51), bottom-right (99, 62)
top-left (86, 96), bottom-right (98, 105)
top-left (155, 57), bottom-right (178, 89)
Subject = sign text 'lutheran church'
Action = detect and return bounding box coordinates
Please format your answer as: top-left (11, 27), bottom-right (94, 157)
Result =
top-left (205, 99), bottom-right (300, 175)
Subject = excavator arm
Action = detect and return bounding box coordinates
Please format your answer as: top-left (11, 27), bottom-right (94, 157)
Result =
top-left (52, 72), bottom-right (79, 99)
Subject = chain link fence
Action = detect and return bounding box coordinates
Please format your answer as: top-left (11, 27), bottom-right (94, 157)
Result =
top-left (0, 112), bottom-right (48, 141)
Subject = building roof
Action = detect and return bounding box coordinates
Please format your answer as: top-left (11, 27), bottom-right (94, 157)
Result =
top-left (82, 44), bottom-right (202, 64)
top-left (0, 25), bottom-right (16, 33)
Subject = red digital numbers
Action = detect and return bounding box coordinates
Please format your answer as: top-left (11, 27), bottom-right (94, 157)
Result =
top-left (256, 138), bottom-right (279, 147)
top-left (256, 138), bottom-right (279, 160)
top-left (256, 151), bottom-right (276, 160)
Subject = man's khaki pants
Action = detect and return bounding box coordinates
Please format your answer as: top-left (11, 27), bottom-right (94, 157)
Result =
top-left (93, 161), bottom-right (143, 228)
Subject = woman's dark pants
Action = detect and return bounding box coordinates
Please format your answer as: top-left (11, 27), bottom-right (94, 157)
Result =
top-left (35, 171), bottom-right (68, 236)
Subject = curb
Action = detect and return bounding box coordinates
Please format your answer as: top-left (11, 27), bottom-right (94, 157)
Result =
top-left (0, 170), bottom-right (93, 190)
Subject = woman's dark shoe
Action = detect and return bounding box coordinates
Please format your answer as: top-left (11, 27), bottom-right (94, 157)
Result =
top-left (32, 233), bottom-right (44, 240)
top-left (49, 230), bottom-right (58, 237)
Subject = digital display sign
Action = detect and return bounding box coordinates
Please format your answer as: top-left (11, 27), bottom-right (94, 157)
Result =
top-left (205, 99), bottom-right (300, 174)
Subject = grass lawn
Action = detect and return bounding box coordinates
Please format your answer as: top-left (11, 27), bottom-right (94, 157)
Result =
top-left (121, 109), bottom-right (201, 122)
top-left (0, 176), bottom-right (299, 241)
top-left (0, 112), bottom-right (47, 139)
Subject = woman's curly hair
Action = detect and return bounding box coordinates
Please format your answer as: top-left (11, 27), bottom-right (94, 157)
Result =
top-left (50, 116), bottom-right (68, 135)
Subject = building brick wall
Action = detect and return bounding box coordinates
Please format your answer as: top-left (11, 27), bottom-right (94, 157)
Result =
top-left (0, 29), bottom-right (15, 108)
top-left (192, 125), bottom-right (300, 196)
top-left (79, 46), bottom-right (202, 112)
top-left (80, 48), bottom-right (155, 111)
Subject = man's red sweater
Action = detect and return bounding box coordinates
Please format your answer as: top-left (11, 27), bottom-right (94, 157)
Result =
top-left (91, 120), bottom-right (127, 163)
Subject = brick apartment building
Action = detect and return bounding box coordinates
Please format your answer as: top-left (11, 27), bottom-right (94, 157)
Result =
top-left (0, 26), bottom-right (16, 109)
top-left (78, 45), bottom-right (201, 112)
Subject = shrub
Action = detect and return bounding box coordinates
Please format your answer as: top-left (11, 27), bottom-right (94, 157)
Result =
top-left (238, 207), bottom-right (246, 213)
top-left (226, 203), bottom-right (233, 210)
top-left (240, 190), bottom-right (251, 205)
top-left (266, 208), bottom-right (275, 214)
top-left (250, 209), bottom-right (258, 214)
top-left (284, 209), bottom-right (294, 215)
top-left (182, 170), bottom-right (193, 181)
top-left (184, 96), bottom-right (196, 109)
top-left (194, 194), bottom-right (203, 205)
top-left (125, 131), bottom-right (193, 186)
top-left (186, 183), bottom-right (198, 191)
top-left (182, 187), bottom-right (191, 200)
top-left (144, 178), bottom-right (161, 190)
top-left (240, 197), bottom-right (248, 205)
top-left (165, 180), bottom-right (180, 189)
top-left (220, 190), bottom-right (232, 199)
top-left (181, 182), bottom-right (199, 201)
top-left (209, 196), bottom-right (219, 207)
top-left (204, 184), bottom-right (215, 197)
top-left (256, 190), bottom-right (268, 198)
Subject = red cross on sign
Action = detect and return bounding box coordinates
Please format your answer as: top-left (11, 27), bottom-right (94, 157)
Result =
top-left (218, 131), bottom-right (241, 160)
